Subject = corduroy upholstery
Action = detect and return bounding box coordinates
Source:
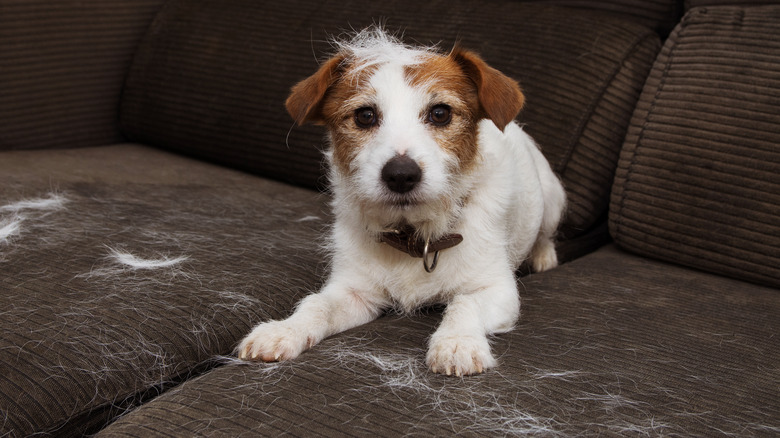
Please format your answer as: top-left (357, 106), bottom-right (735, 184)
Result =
top-left (98, 245), bottom-right (780, 437)
top-left (1, 0), bottom-right (779, 436)
top-left (526, 0), bottom-right (684, 34)
top-left (0, 146), bottom-right (328, 436)
top-left (610, 6), bottom-right (780, 287)
top-left (0, 0), bottom-right (165, 151)
top-left (119, 0), bottom-right (660, 238)
top-left (686, 0), bottom-right (780, 9)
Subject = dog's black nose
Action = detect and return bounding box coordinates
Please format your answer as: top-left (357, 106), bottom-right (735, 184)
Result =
top-left (381, 155), bottom-right (422, 194)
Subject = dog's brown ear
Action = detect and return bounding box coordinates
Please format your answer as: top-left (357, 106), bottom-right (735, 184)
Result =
top-left (285, 56), bottom-right (345, 125)
top-left (451, 48), bottom-right (524, 131)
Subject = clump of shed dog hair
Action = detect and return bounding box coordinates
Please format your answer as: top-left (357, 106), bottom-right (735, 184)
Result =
top-left (0, 193), bottom-right (67, 245)
top-left (4, 190), bottom-right (773, 436)
top-left (0, 188), bottom-right (327, 430)
top-left (0, 192), bottom-right (68, 213)
top-left (106, 247), bottom-right (190, 270)
top-left (181, 333), bottom-right (677, 436)
top-left (0, 215), bottom-right (23, 244)
top-left (316, 337), bottom-right (678, 436)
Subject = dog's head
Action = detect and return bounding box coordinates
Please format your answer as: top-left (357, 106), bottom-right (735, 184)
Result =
top-left (286, 28), bottom-right (524, 235)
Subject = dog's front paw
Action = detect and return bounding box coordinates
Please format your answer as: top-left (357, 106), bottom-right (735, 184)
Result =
top-left (426, 335), bottom-right (497, 376)
top-left (237, 320), bottom-right (313, 362)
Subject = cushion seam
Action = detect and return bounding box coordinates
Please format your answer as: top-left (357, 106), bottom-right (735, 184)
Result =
top-left (556, 27), bottom-right (658, 173)
top-left (613, 17), bottom-right (691, 240)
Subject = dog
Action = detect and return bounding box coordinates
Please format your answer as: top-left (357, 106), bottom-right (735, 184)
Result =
top-left (238, 27), bottom-right (566, 376)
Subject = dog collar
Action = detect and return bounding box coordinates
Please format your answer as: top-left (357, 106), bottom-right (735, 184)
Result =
top-left (379, 226), bottom-right (463, 273)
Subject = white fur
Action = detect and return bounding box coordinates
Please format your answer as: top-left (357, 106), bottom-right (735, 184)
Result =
top-left (331, 27), bottom-right (435, 78)
top-left (239, 30), bottom-right (566, 376)
top-left (106, 247), bottom-right (190, 270)
top-left (0, 193), bottom-right (67, 213)
top-left (0, 215), bottom-right (23, 243)
top-left (0, 193), bottom-right (67, 244)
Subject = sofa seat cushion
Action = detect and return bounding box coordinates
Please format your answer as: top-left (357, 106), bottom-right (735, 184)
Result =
top-left (0, 145), bottom-right (327, 436)
top-left (97, 245), bottom-right (779, 436)
top-left (610, 5), bottom-right (780, 287)
top-left (120, 0), bottom-right (660, 239)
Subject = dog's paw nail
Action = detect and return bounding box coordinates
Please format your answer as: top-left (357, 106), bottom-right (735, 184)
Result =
top-left (237, 321), bottom-right (310, 363)
top-left (427, 335), bottom-right (496, 376)
top-left (238, 348), bottom-right (253, 361)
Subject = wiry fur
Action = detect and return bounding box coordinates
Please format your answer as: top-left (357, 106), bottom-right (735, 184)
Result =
top-left (0, 193), bottom-right (67, 244)
top-left (238, 27), bottom-right (566, 376)
top-left (106, 246), bottom-right (190, 270)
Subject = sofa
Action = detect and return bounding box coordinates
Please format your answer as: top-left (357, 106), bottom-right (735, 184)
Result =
top-left (1, 0), bottom-right (778, 436)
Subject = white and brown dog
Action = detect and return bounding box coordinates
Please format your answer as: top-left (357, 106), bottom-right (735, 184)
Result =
top-left (238, 27), bottom-right (566, 376)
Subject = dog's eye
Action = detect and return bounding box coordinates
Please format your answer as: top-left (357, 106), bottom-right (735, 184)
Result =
top-left (428, 105), bottom-right (452, 126)
top-left (355, 107), bottom-right (378, 128)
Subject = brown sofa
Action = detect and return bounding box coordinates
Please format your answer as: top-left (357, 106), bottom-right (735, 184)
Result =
top-left (1, 0), bottom-right (778, 436)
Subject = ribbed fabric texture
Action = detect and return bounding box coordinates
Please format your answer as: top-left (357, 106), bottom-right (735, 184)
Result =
top-left (120, 0), bottom-right (659, 237)
top-left (526, 0), bottom-right (683, 34)
top-left (686, 0), bottom-right (780, 10)
top-left (0, 146), bottom-right (328, 436)
top-left (98, 245), bottom-right (780, 437)
top-left (610, 6), bottom-right (780, 287)
top-left (0, 1), bottom-right (164, 150)
top-left (512, 16), bottom-right (660, 237)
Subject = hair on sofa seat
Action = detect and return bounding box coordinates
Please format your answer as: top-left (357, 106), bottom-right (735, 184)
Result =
top-left (97, 244), bottom-right (780, 436)
top-left (0, 145), bottom-right (330, 436)
top-left (2, 0), bottom-right (778, 436)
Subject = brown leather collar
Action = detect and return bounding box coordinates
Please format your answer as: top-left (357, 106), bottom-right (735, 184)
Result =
top-left (379, 226), bottom-right (463, 258)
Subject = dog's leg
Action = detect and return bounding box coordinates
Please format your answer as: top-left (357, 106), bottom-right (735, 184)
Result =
top-left (530, 234), bottom-right (558, 273)
top-left (238, 279), bottom-right (387, 362)
top-left (529, 146), bottom-right (566, 273)
top-left (426, 271), bottom-right (520, 376)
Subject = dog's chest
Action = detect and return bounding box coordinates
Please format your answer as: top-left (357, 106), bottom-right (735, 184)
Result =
top-left (369, 244), bottom-right (465, 310)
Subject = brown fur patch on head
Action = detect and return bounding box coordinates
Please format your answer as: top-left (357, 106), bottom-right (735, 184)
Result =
top-left (285, 53), bottom-right (380, 175)
top-left (319, 65), bottom-right (379, 175)
top-left (286, 43), bottom-right (523, 177)
top-left (405, 54), bottom-right (482, 172)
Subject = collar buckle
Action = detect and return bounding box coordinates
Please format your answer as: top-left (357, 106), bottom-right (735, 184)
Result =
top-left (379, 226), bottom-right (463, 273)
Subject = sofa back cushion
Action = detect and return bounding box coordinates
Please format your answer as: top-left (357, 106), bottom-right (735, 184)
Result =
top-left (0, 0), bottom-right (164, 150)
top-left (525, 0), bottom-right (683, 35)
top-left (120, 0), bottom-right (660, 239)
top-left (610, 5), bottom-right (780, 287)
top-left (686, 0), bottom-right (780, 10)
